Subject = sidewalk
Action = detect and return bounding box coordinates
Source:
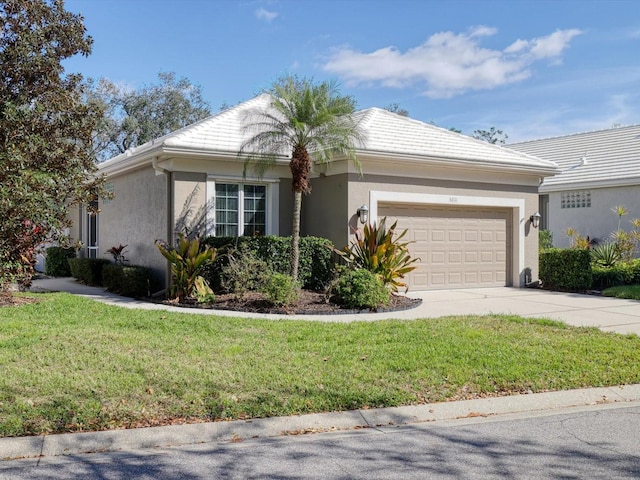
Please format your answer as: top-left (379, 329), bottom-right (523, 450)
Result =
top-left (29, 277), bottom-right (640, 335)
top-left (3, 385), bottom-right (640, 461)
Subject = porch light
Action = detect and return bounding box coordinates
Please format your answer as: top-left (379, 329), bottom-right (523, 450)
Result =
top-left (357, 204), bottom-right (369, 224)
top-left (530, 211), bottom-right (542, 229)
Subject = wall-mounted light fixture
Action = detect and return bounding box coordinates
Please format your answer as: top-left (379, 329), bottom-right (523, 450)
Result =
top-left (530, 211), bottom-right (542, 229)
top-left (357, 204), bottom-right (369, 224)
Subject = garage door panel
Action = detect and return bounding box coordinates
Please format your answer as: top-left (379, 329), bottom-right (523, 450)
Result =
top-left (431, 230), bottom-right (445, 242)
top-left (379, 204), bottom-right (510, 290)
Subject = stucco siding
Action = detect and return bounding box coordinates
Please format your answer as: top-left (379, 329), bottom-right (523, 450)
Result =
top-left (547, 185), bottom-right (640, 249)
top-left (173, 172), bottom-right (207, 237)
top-left (346, 174), bottom-right (540, 285)
top-left (303, 174), bottom-right (350, 249)
top-left (278, 178), bottom-right (294, 237)
top-left (98, 166), bottom-right (168, 282)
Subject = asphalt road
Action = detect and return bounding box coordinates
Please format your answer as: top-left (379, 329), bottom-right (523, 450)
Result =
top-left (2, 403), bottom-right (639, 479)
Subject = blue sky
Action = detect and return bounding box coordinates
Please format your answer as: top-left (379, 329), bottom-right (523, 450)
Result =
top-left (63, 0), bottom-right (640, 142)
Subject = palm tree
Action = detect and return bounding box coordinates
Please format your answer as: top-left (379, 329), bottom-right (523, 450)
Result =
top-left (241, 76), bottom-right (364, 281)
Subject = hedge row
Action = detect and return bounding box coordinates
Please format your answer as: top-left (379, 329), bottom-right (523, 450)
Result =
top-left (68, 258), bottom-right (156, 298)
top-left (45, 246), bottom-right (76, 277)
top-left (541, 249), bottom-right (640, 291)
top-left (102, 264), bottom-right (158, 298)
top-left (203, 235), bottom-right (335, 291)
top-left (539, 248), bottom-right (592, 291)
top-left (68, 258), bottom-right (110, 286)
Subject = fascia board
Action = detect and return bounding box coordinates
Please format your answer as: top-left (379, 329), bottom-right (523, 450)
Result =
top-left (324, 150), bottom-right (559, 177)
top-left (98, 145), bottom-right (290, 176)
top-left (540, 176), bottom-right (640, 192)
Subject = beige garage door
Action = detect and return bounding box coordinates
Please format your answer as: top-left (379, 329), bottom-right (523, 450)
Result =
top-left (378, 203), bottom-right (511, 290)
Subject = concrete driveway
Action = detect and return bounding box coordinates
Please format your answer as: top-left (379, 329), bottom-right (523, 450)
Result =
top-left (30, 278), bottom-right (640, 335)
top-left (404, 287), bottom-right (640, 335)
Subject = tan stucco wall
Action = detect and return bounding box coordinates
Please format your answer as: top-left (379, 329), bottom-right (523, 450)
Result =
top-left (303, 174), bottom-right (351, 249)
top-left (279, 178), bottom-right (294, 237)
top-left (303, 174), bottom-right (538, 286)
top-left (67, 205), bottom-right (83, 251)
top-left (98, 166), bottom-right (168, 282)
top-left (547, 185), bottom-right (640, 249)
top-left (172, 172), bottom-right (207, 237)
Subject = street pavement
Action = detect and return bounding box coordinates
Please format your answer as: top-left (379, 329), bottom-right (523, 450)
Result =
top-left (2, 402), bottom-right (639, 479)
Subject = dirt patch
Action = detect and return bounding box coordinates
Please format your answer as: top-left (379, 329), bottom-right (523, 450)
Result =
top-left (0, 293), bottom-right (40, 307)
top-left (163, 289), bottom-right (421, 315)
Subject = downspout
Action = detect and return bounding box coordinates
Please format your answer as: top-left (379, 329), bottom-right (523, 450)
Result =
top-left (152, 157), bottom-right (173, 293)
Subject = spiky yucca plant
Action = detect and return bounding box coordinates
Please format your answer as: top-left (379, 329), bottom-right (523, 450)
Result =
top-left (337, 217), bottom-right (419, 293)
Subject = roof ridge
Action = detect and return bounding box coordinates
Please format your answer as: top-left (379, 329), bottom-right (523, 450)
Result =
top-left (510, 123), bottom-right (640, 146)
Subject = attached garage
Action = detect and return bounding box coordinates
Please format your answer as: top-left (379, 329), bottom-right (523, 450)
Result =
top-left (379, 203), bottom-right (511, 289)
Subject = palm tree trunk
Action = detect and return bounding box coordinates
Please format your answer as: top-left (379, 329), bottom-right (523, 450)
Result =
top-left (290, 189), bottom-right (302, 281)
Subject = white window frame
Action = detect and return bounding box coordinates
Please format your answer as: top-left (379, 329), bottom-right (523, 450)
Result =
top-left (86, 201), bottom-right (99, 259)
top-left (206, 177), bottom-right (279, 237)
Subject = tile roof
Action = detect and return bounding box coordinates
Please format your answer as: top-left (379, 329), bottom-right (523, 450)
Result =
top-left (353, 107), bottom-right (556, 171)
top-left (101, 94), bottom-right (558, 176)
top-left (509, 125), bottom-right (640, 190)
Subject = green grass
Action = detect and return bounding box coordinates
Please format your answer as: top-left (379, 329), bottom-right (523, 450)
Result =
top-left (603, 284), bottom-right (640, 300)
top-left (1, 293), bottom-right (640, 437)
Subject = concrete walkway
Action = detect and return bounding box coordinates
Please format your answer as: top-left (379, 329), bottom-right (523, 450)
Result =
top-left (30, 277), bottom-right (640, 335)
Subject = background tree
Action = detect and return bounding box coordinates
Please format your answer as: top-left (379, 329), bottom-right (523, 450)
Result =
top-left (241, 76), bottom-right (364, 281)
top-left (472, 127), bottom-right (508, 145)
top-left (384, 103), bottom-right (409, 117)
top-left (88, 72), bottom-right (212, 160)
top-left (0, 0), bottom-right (106, 289)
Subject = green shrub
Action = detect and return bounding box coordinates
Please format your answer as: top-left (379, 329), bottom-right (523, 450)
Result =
top-left (539, 248), bottom-right (592, 291)
top-left (45, 246), bottom-right (76, 277)
top-left (331, 268), bottom-right (390, 310)
top-left (203, 236), bottom-right (334, 291)
top-left (68, 258), bottom-right (110, 286)
top-left (619, 259), bottom-right (640, 285)
top-left (102, 264), bottom-right (156, 298)
top-left (261, 272), bottom-right (299, 306)
top-left (218, 244), bottom-right (271, 298)
top-left (591, 264), bottom-right (625, 290)
top-left (336, 218), bottom-right (418, 293)
top-left (539, 229), bottom-right (553, 251)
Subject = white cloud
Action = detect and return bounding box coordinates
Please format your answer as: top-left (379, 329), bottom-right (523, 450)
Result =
top-left (255, 7), bottom-right (278, 22)
top-left (528, 29), bottom-right (582, 59)
top-left (322, 27), bottom-right (583, 98)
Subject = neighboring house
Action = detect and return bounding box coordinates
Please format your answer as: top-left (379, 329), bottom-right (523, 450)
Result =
top-left (510, 125), bottom-right (640, 249)
top-left (69, 94), bottom-right (558, 291)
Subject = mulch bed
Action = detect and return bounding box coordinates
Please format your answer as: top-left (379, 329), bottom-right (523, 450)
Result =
top-left (164, 289), bottom-right (422, 315)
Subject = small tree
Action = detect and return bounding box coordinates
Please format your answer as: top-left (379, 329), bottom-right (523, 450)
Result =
top-left (241, 76), bottom-right (364, 281)
top-left (0, 0), bottom-right (106, 289)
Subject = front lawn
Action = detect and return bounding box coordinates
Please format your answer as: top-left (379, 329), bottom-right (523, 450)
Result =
top-left (603, 285), bottom-right (640, 300)
top-left (1, 293), bottom-right (640, 437)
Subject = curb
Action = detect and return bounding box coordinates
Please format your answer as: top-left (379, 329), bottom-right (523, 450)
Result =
top-left (2, 384), bottom-right (640, 461)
